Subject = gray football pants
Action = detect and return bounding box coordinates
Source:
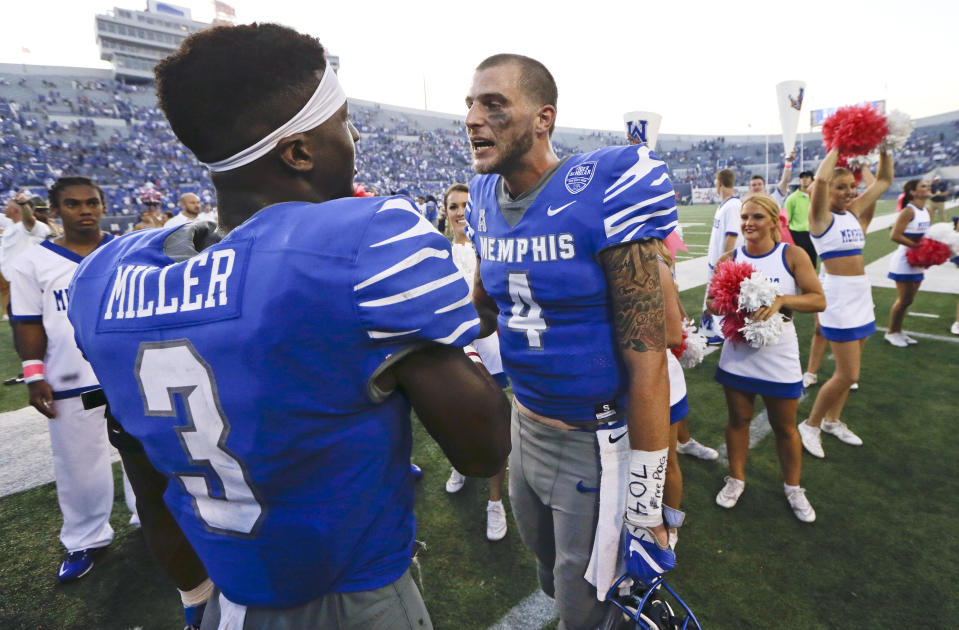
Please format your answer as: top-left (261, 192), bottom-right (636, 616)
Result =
top-left (508, 402), bottom-right (614, 630)
top-left (200, 568), bottom-right (432, 630)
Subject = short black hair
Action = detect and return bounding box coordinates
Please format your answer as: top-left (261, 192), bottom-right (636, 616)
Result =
top-left (154, 23), bottom-right (327, 163)
top-left (750, 174), bottom-right (765, 183)
top-left (476, 53), bottom-right (558, 135)
top-left (48, 176), bottom-right (105, 208)
top-left (799, 170), bottom-right (814, 179)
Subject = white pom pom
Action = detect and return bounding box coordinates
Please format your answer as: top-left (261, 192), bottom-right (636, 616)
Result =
top-left (880, 110), bottom-right (914, 152)
top-left (846, 152), bottom-right (878, 172)
top-left (925, 223), bottom-right (959, 255)
top-left (679, 326), bottom-right (708, 369)
top-left (741, 314), bottom-right (785, 348)
top-left (737, 271), bottom-right (781, 313)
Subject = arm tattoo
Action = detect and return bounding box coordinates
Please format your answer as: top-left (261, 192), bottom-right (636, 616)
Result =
top-left (600, 240), bottom-right (666, 353)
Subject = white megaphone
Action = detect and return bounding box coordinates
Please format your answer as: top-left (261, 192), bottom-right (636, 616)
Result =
top-left (623, 111), bottom-right (662, 151)
top-left (776, 81), bottom-right (805, 156)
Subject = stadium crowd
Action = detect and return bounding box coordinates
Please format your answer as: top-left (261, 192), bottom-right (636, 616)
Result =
top-left (2, 72), bottom-right (958, 218)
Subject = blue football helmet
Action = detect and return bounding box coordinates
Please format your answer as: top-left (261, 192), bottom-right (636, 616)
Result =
top-left (602, 575), bottom-right (701, 630)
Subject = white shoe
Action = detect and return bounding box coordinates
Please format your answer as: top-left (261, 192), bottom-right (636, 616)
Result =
top-left (850, 382), bottom-right (859, 391)
top-left (798, 420), bottom-right (825, 458)
top-left (676, 438), bottom-right (719, 461)
top-left (884, 332), bottom-right (908, 348)
top-left (951, 321), bottom-right (959, 336)
top-left (715, 476), bottom-right (745, 508)
top-left (902, 333), bottom-right (918, 345)
top-left (802, 372), bottom-right (818, 388)
top-left (821, 420), bottom-right (863, 446)
top-left (445, 468), bottom-right (466, 493)
top-left (785, 486), bottom-right (816, 523)
top-left (486, 500), bottom-right (507, 541)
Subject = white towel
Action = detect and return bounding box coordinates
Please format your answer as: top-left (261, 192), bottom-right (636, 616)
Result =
top-left (217, 592), bottom-right (248, 630)
top-left (584, 423), bottom-right (632, 601)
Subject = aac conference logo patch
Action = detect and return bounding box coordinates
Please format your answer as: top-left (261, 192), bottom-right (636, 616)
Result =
top-left (565, 161), bottom-right (596, 194)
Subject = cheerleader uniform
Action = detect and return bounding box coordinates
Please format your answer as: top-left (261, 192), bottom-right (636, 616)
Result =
top-left (811, 211), bottom-right (875, 342)
top-left (451, 241), bottom-right (506, 386)
top-left (887, 204), bottom-right (931, 283)
top-left (667, 351), bottom-right (689, 423)
top-left (714, 243), bottom-right (803, 398)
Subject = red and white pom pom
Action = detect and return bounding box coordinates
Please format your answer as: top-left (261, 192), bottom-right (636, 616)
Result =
top-left (675, 320), bottom-right (707, 369)
top-left (742, 314), bottom-right (786, 349)
top-left (906, 237), bottom-right (953, 268)
top-left (737, 271), bottom-right (782, 312)
top-left (924, 223), bottom-right (959, 256)
top-left (708, 260), bottom-right (756, 316)
top-left (721, 311), bottom-right (749, 346)
top-left (822, 104), bottom-right (888, 158)
top-left (670, 327), bottom-right (688, 360)
top-left (880, 110), bottom-right (914, 152)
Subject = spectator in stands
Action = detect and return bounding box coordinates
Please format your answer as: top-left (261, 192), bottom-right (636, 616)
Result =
top-left (165, 192), bottom-right (202, 228)
top-left (928, 175), bottom-right (948, 224)
top-left (424, 194), bottom-right (439, 228)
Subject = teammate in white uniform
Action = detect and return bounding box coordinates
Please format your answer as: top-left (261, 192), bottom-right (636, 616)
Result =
top-left (884, 179), bottom-right (932, 347)
top-left (703, 169), bottom-right (742, 343)
top-left (709, 194), bottom-right (824, 521)
top-left (442, 182), bottom-right (510, 542)
top-left (10, 176), bottom-right (136, 582)
top-left (799, 149), bottom-right (893, 458)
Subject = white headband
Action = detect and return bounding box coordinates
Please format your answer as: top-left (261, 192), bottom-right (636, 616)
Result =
top-left (204, 69), bottom-right (347, 173)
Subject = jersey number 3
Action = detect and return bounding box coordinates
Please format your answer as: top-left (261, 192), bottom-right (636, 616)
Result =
top-left (507, 271), bottom-right (547, 350)
top-left (136, 340), bottom-right (263, 536)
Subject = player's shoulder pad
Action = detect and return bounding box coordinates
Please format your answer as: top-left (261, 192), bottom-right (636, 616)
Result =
top-left (593, 145), bottom-right (677, 248)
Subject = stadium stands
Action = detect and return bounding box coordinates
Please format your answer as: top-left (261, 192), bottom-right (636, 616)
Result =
top-left (1, 65), bottom-right (957, 219)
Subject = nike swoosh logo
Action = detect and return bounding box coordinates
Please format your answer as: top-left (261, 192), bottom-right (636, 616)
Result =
top-left (576, 480), bottom-right (600, 493)
top-left (546, 201), bottom-right (576, 216)
top-left (609, 430), bottom-right (628, 444)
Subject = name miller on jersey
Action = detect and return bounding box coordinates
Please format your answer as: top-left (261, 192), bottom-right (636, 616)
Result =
top-left (476, 233), bottom-right (576, 263)
top-left (103, 248), bottom-right (236, 320)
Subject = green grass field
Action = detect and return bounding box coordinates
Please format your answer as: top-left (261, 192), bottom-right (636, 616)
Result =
top-left (2, 202), bottom-right (958, 629)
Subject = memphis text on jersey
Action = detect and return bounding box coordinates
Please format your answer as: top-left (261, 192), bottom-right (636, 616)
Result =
top-left (475, 231), bottom-right (576, 263)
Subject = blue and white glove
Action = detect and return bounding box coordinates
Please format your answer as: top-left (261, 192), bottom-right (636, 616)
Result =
top-left (621, 520), bottom-right (676, 586)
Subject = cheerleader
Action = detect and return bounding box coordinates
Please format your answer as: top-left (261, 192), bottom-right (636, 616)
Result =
top-left (656, 240), bottom-right (716, 548)
top-left (884, 179), bottom-right (931, 347)
top-left (441, 183), bottom-right (510, 541)
top-left (798, 149), bottom-right (893, 458)
top-left (709, 194), bottom-right (825, 522)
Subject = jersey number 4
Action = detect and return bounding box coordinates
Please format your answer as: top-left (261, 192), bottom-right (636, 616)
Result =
top-left (507, 271), bottom-right (548, 350)
top-left (136, 340), bottom-right (263, 537)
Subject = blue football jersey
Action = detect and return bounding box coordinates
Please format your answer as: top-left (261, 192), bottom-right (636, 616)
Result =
top-left (68, 196), bottom-right (479, 608)
top-left (466, 145), bottom-right (677, 422)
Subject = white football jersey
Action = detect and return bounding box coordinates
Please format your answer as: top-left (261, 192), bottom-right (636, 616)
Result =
top-left (10, 238), bottom-right (112, 397)
top-left (707, 196), bottom-right (742, 268)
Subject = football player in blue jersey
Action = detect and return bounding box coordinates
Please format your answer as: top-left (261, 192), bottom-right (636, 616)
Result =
top-left (464, 54), bottom-right (679, 629)
top-left (67, 23), bottom-right (510, 630)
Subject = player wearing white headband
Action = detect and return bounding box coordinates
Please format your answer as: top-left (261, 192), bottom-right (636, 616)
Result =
top-left (68, 23), bottom-right (510, 630)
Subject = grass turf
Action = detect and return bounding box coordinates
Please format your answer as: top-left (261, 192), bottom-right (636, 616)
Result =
top-left (2, 201), bottom-right (957, 628)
